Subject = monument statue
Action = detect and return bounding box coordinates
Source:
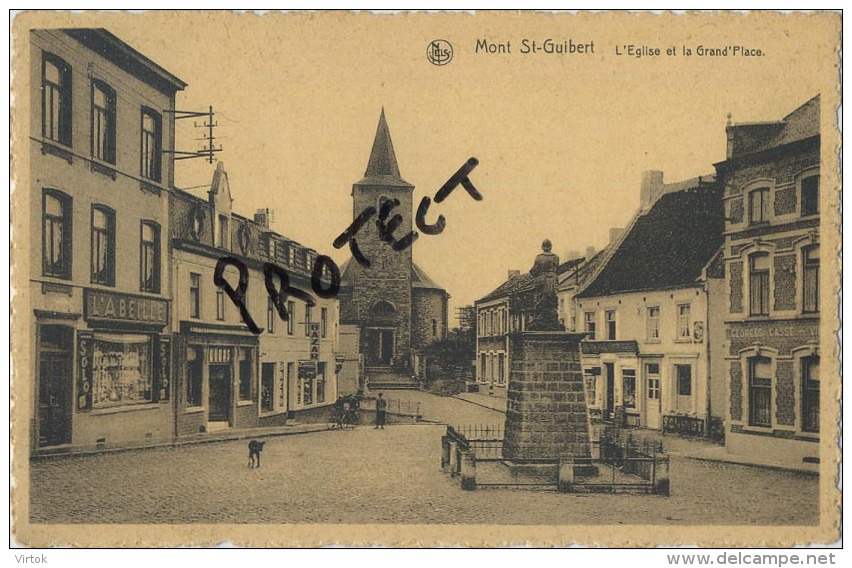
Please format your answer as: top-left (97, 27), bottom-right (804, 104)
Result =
top-left (528, 239), bottom-right (562, 331)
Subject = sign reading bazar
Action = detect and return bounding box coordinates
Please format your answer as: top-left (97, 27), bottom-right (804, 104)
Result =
top-left (85, 289), bottom-right (169, 326)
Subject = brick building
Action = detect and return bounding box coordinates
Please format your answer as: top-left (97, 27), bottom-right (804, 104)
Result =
top-left (28, 29), bottom-right (185, 453)
top-left (170, 163), bottom-right (340, 436)
top-left (338, 110), bottom-right (449, 386)
top-left (574, 173), bottom-right (726, 435)
top-left (715, 96), bottom-right (821, 466)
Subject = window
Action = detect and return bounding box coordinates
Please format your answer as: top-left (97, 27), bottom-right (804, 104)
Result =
top-left (677, 304), bottom-right (691, 340)
top-left (186, 346), bottom-right (203, 406)
top-left (801, 356), bottom-right (820, 433)
top-left (801, 176), bottom-right (819, 217)
top-left (748, 357), bottom-right (772, 427)
top-left (749, 253), bottom-right (770, 316)
top-left (803, 245), bottom-right (819, 313)
top-left (605, 310), bottom-right (616, 340)
top-left (569, 314), bottom-right (576, 332)
top-left (316, 363), bottom-right (326, 404)
top-left (90, 206), bottom-right (115, 286)
top-left (622, 369), bottom-right (636, 409)
top-left (431, 318), bottom-right (438, 338)
top-left (140, 109), bottom-right (162, 182)
top-left (584, 369), bottom-right (598, 405)
top-left (748, 188), bottom-right (770, 225)
top-left (261, 362), bottom-right (275, 413)
top-left (497, 353), bottom-right (505, 385)
top-left (42, 54), bottom-right (71, 146)
top-left (305, 304), bottom-right (313, 336)
top-left (216, 289), bottom-right (225, 321)
top-left (43, 190), bottom-right (72, 279)
top-left (646, 306), bottom-right (660, 340)
top-left (287, 300), bottom-right (295, 335)
top-left (479, 353), bottom-right (486, 382)
top-left (239, 348), bottom-right (253, 401)
top-left (321, 307), bottom-right (328, 338)
top-left (218, 215), bottom-right (229, 249)
top-left (91, 81), bottom-right (116, 163)
top-left (266, 297), bottom-right (275, 332)
top-left (646, 363), bottom-right (660, 400)
top-left (189, 273), bottom-right (201, 319)
top-left (676, 364), bottom-right (692, 396)
top-left (140, 222), bottom-right (161, 293)
top-left (584, 312), bottom-right (596, 340)
top-left (288, 244), bottom-right (297, 267)
top-left (92, 334), bottom-right (151, 407)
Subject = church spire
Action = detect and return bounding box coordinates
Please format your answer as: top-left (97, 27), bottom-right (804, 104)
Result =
top-left (365, 108), bottom-right (401, 178)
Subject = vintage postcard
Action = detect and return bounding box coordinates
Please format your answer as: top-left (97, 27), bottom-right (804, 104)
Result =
top-left (10, 10), bottom-right (842, 548)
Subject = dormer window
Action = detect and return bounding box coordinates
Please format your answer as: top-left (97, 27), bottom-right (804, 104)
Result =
top-left (218, 214), bottom-right (229, 250)
top-left (748, 188), bottom-right (770, 225)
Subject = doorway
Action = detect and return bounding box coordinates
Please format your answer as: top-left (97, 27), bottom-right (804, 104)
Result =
top-left (604, 362), bottom-right (615, 420)
top-left (37, 325), bottom-right (73, 447)
top-left (367, 329), bottom-right (394, 366)
top-left (645, 362), bottom-right (662, 429)
top-left (208, 363), bottom-right (232, 426)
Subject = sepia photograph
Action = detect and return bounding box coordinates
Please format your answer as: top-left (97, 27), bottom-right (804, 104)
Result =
top-left (9, 9), bottom-right (842, 549)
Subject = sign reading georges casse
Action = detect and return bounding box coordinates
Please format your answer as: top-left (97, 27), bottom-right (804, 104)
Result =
top-left (84, 289), bottom-right (169, 326)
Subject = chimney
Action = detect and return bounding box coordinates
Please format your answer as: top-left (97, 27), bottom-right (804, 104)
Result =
top-left (640, 170), bottom-right (665, 207)
top-left (508, 269), bottom-right (521, 279)
top-left (254, 208), bottom-right (270, 228)
top-left (609, 227), bottom-right (623, 244)
top-left (585, 246), bottom-right (596, 259)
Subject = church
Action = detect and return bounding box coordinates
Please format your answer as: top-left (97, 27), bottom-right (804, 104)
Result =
top-left (337, 110), bottom-right (450, 388)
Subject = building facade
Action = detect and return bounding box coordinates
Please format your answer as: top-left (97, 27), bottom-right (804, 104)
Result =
top-left (29, 29), bottom-right (185, 453)
top-left (715, 96), bottom-right (821, 465)
top-left (574, 174), bottom-right (726, 436)
top-left (338, 110), bottom-right (449, 383)
top-left (170, 163), bottom-right (340, 436)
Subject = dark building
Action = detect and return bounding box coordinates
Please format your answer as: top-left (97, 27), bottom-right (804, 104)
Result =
top-left (715, 96), bottom-right (821, 467)
top-left (338, 110), bottom-right (449, 386)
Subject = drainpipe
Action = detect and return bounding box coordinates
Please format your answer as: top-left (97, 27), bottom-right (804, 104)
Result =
top-left (704, 282), bottom-right (712, 440)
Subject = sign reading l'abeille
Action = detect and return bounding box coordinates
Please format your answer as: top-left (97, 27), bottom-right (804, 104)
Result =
top-left (84, 289), bottom-right (169, 325)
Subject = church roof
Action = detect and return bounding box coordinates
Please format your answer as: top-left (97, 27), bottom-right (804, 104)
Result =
top-left (338, 257), bottom-right (446, 293)
top-left (355, 109), bottom-right (414, 188)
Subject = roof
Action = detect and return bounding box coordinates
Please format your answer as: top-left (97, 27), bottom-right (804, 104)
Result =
top-left (576, 178), bottom-right (724, 299)
top-left (476, 255), bottom-right (589, 304)
top-left (61, 28), bottom-right (187, 94)
top-left (354, 109), bottom-right (413, 188)
top-left (339, 258), bottom-right (447, 293)
top-left (726, 95), bottom-right (819, 159)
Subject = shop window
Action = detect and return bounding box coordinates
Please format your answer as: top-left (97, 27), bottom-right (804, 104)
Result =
top-left (622, 369), bottom-right (636, 409)
top-left (801, 356), bottom-right (819, 433)
top-left (261, 362), bottom-right (275, 413)
top-left (749, 253), bottom-right (770, 316)
top-left (646, 306), bottom-right (660, 340)
top-left (91, 206), bottom-right (115, 286)
top-left (43, 189), bottom-right (72, 279)
top-left (267, 297), bottom-right (276, 333)
top-left (316, 363), bottom-right (326, 404)
top-left (748, 357), bottom-right (772, 427)
top-left (141, 109), bottom-right (162, 182)
top-left (91, 80), bottom-right (116, 163)
top-left (91, 334), bottom-right (152, 407)
top-left (303, 374), bottom-right (313, 406)
top-left (676, 364), bottom-right (692, 396)
top-left (646, 363), bottom-right (660, 400)
top-left (239, 348), bottom-right (253, 401)
top-left (287, 301), bottom-right (295, 335)
top-left (677, 304), bottom-right (691, 340)
top-left (140, 221), bottom-right (161, 293)
top-left (748, 187), bottom-right (770, 225)
top-left (801, 176), bottom-right (819, 217)
top-left (802, 245), bottom-right (819, 313)
top-left (216, 289), bottom-right (225, 321)
top-left (186, 346), bottom-right (203, 407)
top-left (42, 54), bottom-right (72, 146)
top-left (584, 311), bottom-right (596, 340)
top-left (605, 310), bottom-right (616, 340)
top-left (189, 273), bottom-right (201, 318)
top-left (321, 307), bottom-right (328, 338)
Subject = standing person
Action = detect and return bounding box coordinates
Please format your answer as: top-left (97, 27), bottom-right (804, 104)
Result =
top-left (374, 392), bottom-right (387, 429)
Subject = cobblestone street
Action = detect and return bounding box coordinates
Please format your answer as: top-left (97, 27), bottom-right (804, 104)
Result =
top-left (29, 394), bottom-right (819, 525)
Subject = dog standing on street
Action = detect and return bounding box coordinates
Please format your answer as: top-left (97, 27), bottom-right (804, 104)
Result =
top-left (248, 440), bottom-right (265, 468)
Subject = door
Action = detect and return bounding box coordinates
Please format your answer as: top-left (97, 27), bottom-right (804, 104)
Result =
top-left (366, 329), bottom-right (381, 365)
top-left (604, 362), bottom-right (615, 420)
top-left (38, 325), bottom-right (73, 447)
top-left (208, 364), bottom-right (232, 423)
top-left (379, 330), bottom-right (394, 365)
top-left (645, 362), bottom-right (662, 429)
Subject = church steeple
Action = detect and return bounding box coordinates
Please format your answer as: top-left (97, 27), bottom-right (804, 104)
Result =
top-left (356, 108), bottom-right (413, 187)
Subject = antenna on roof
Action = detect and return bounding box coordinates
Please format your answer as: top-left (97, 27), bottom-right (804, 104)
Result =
top-left (163, 105), bottom-right (223, 163)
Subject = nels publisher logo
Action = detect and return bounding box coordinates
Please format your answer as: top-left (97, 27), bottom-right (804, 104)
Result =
top-left (427, 39), bottom-right (453, 65)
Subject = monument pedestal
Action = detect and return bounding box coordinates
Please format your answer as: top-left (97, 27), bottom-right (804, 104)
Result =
top-left (502, 332), bottom-right (594, 474)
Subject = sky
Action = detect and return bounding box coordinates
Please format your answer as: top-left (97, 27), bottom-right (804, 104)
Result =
top-left (42, 11), bottom-right (836, 323)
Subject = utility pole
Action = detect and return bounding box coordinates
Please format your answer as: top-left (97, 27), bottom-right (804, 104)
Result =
top-left (163, 106), bottom-right (222, 163)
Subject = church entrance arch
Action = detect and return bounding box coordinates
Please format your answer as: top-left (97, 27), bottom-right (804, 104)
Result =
top-left (366, 301), bottom-right (396, 366)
